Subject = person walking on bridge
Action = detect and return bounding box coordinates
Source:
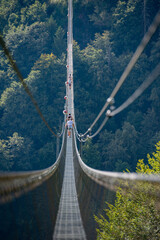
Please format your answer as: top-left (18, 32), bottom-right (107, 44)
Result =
top-left (68, 74), bottom-right (72, 89)
top-left (67, 113), bottom-right (73, 121)
top-left (66, 118), bottom-right (74, 138)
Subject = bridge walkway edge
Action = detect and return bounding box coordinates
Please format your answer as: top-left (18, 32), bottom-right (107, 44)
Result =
top-left (53, 136), bottom-right (86, 240)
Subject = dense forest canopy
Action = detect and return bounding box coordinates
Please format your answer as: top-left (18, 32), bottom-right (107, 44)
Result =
top-left (0, 0), bottom-right (159, 172)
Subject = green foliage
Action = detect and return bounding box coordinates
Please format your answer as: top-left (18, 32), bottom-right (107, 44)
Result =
top-left (95, 188), bottom-right (160, 240)
top-left (37, 141), bottom-right (56, 169)
top-left (0, 0), bottom-right (159, 173)
top-left (46, 15), bottom-right (58, 37)
top-left (0, 132), bottom-right (33, 171)
top-left (95, 122), bottom-right (138, 171)
top-left (0, 0), bottom-right (18, 31)
top-left (0, 70), bottom-right (11, 95)
top-left (95, 142), bottom-right (160, 239)
top-left (136, 141), bottom-right (160, 174)
top-left (21, 1), bottom-right (47, 25)
top-left (52, 26), bottom-right (66, 57)
top-left (0, 52), bottom-right (65, 170)
top-left (8, 13), bottom-right (19, 27)
top-left (89, 4), bottom-right (112, 29)
top-left (112, 0), bottom-right (144, 54)
top-left (5, 22), bottom-right (50, 77)
top-left (82, 138), bottom-right (101, 169)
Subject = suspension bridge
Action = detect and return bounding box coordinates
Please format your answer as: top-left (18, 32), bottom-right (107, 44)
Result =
top-left (0, 1), bottom-right (160, 239)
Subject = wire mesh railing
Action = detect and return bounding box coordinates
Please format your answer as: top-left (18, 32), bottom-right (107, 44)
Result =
top-left (72, 129), bottom-right (160, 239)
top-left (0, 130), bottom-right (67, 240)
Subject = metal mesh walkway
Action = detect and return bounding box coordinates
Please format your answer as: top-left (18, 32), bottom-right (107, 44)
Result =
top-left (53, 137), bottom-right (86, 240)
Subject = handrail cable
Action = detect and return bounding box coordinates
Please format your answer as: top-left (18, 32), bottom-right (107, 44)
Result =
top-left (0, 128), bottom-right (67, 203)
top-left (87, 62), bottom-right (160, 139)
top-left (58, 121), bottom-right (65, 137)
top-left (79, 10), bottom-right (160, 138)
top-left (110, 62), bottom-right (160, 117)
top-left (73, 130), bottom-right (160, 188)
top-left (75, 60), bottom-right (160, 141)
top-left (0, 35), bottom-right (62, 138)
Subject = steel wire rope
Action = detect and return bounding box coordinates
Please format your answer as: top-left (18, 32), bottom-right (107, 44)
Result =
top-left (88, 117), bottom-right (109, 139)
top-left (110, 62), bottom-right (160, 117)
top-left (0, 35), bottom-right (63, 138)
top-left (74, 123), bottom-right (88, 142)
top-left (0, 125), bottom-right (67, 203)
top-left (87, 62), bottom-right (160, 139)
top-left (74, 123), bottom-right (80, 138)
top-left (74, 122), bottom-right (86, 142)
top-left (57, 121), bottom-right (65, 138)
top-left (79, 10), bottom-right (160, 138)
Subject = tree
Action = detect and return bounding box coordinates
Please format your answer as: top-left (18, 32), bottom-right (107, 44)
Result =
top-left (5, 22), bottom-right (50, 77)
top-left (82, 138), bottom-right (101, 169)
top-left (52, 26), bottom-right (66, 57)
top-left (20, 1), bottom-right (47, 25)
top-left (0, 70), bottom-right (11, 95)
top-left (112, 0), bottom-right (144, 55)
top-left (97, 122), bottom-right (138, 172)
top-left (46, 15), bottom-right (58, 38)
top-left (89, 5), bottom-right (112, 29)
top-left (139, 108), bottom-right (160, 156)
top-left (0, 0), bottom-right (19, 32)
top-left (136, 141), bottom-right (160, 174)
top-left (0, 53), bottom-right (65, 170)
top-left (95, 141), bottom-right (160, 240)
top-left (0, 132), bottom-right (33, 171)
top-left (8, 13), bottom-right (19, 27)
top-left (37, 141), bottom-right (56, 169)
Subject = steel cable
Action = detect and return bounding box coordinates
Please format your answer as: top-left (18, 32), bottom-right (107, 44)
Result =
top-left (86, 63), bottom-right (160, 139)
top-left (81, 10), bottom-right (160, 137)
top-left (58, 122), bottom-right (65, 137)
top-left (0, 35), bottom-right (62, 138)
top-left (110, 62), bottom-right (160, 117)
top-left (88, 116), bottom-right (109, 139)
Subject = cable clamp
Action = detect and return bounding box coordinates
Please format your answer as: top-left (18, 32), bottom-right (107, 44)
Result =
top-left (106, 110), bottom-right (112, 118)
top-left (107, 97), bottom-right (115, 105)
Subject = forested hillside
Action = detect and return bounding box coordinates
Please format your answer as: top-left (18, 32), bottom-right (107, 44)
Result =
top-left (0, 0), bottom-right (159, 172)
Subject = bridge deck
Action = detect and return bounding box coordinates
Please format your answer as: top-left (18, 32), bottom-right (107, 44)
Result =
top-left (53, 137), bottom-right (86, 240)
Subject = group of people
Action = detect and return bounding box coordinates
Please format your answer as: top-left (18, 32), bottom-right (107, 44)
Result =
top-left (66, 113), bottom-right (74, 137)
top-left (65, 74), bottom-right (73, 137)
